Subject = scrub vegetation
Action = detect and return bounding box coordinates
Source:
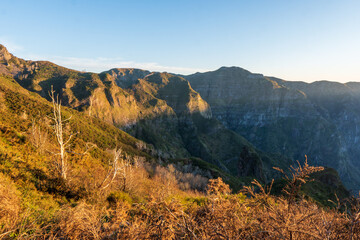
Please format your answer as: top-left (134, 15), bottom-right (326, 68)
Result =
top-left (0, 74), bottom-right (359, 239)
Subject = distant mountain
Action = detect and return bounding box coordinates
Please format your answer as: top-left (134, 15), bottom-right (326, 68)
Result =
top-left (186, 67), bottom-right (360, 191)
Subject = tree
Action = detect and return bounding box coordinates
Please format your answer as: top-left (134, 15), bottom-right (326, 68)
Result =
top-left (49, 86), bottom-right (76, 180)
top-left (98, 148), bottom-right (132, 190)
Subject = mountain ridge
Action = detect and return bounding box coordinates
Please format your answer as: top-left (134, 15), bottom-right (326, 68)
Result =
top-left (0, 45), bottom-right (283, 184)
top-left (1, 44), bottom-right (358, 191)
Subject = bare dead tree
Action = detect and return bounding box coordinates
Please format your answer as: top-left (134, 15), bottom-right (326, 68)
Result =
top-left (98, 148), bottom-right (132, 190)
top-left (121, 153), bottom-right (134, 191)
top-left (30, 119), bottom-right (48, 154)
top-left (49, 86), bottom-right (76, 181)
top-left (98, 148), bottom-right (122, 190)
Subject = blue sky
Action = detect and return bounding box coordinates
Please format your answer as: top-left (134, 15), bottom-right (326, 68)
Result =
top-left (1, 0), bottom-right (359, 82)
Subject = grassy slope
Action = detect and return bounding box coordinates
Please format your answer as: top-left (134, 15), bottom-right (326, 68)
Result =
top-left (0, 73), bottom-right (251, 196)
top-left (0, 74), bottom-right (154, 208)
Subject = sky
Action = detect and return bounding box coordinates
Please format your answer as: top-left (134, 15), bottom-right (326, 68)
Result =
top-left (1, 0), bottom-right (360, 82)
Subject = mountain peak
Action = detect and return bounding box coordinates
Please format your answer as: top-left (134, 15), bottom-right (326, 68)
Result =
top-left (216, 66), bottom-right (252, 75)
top-left (100, 68), bottom-right (151, 88)
top-left (0, 44), bottom-right (7, 51)
top-left (0, 44), bottom-right (12, 62)
top-left (218, 66), bottom-right (248, 71)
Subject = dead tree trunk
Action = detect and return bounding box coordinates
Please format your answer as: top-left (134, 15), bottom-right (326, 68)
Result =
top-left (98, 148), bottom-right (132, 190)
top-left (49, 86), bottom-right (75, 181)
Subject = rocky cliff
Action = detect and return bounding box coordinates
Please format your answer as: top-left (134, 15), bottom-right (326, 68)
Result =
top-left (186, 67), bottom-right (360, 191)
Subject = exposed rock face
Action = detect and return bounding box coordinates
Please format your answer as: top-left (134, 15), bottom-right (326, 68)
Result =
top-left (270, 78), bottom-right (360, 189)
top-left (0, 44), bottom-right (30, 77)
top-left (101, 68), bottom-right (151, 88)
top-left (0, 45), bottom-right (12, 62)
top-left (186, 67), bottom-right (360, 191)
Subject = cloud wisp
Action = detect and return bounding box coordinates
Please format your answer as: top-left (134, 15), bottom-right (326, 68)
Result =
top-left (0, 37), bottom-right (24, 52)
top-left (26, 55), bottom-right (209, 75)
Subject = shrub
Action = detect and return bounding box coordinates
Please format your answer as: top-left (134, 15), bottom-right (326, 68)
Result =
top-left (206, 177), bottom-right (231, 196)
top-left (107, 191), bottom-right (133, 206)
top-left (54, 202), bottom-right (101, 240)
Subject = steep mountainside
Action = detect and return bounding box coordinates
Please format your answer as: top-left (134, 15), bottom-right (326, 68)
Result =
top-left (186, 67), bottom-right (360, 191)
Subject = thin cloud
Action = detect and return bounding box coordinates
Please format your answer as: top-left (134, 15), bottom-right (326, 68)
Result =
top-left (0, 37), bottom-right (24, 52)
top-left (26, 55), bottom-right (209, 75)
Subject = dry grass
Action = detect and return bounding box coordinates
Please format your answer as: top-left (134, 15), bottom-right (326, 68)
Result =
top-left (1, 160), bottom-right (360, 239)
top-left (0, 173), bottom-right (21, 236)
top-left (53, 202), bottom-right (102, 240)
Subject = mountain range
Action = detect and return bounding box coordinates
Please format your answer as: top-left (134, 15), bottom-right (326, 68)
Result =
top-left (0, 44), bottom-right (358, 192)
